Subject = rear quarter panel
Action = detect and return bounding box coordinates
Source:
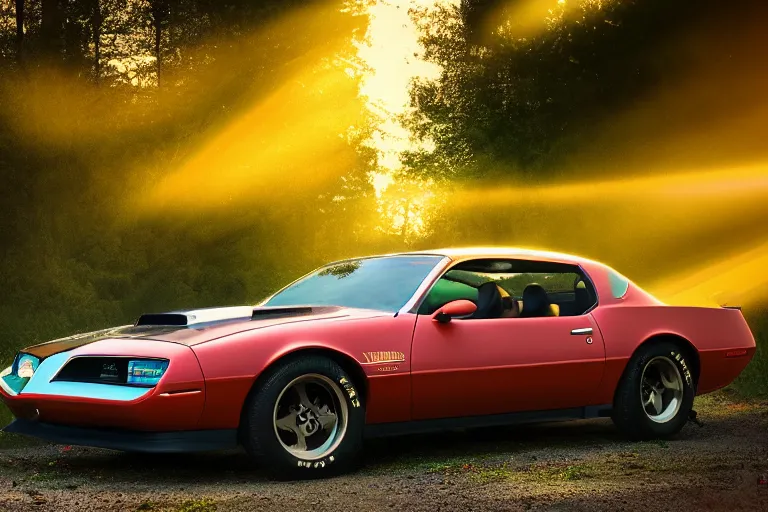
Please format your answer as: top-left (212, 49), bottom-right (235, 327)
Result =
top-left (591, 303), bottom-right (756, 402)
top-left (191, 313), bottom-right (418, 429)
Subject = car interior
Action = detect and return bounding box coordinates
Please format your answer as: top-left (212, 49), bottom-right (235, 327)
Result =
top-left (418, 259), bottom-right (598, 318)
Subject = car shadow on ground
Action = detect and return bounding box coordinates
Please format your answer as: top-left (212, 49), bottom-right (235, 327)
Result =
top-left (5, 405), bottom-right (762, 488)
top-left (10, 418), bottom-right (623, 485)
top-left (361, 418), bottom-right (623, 469)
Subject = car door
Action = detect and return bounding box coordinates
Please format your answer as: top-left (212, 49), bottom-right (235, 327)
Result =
top-left (410, 313), bottom-right (605, 420)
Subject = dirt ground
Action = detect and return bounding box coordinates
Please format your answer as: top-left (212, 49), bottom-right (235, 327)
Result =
top-left (0, 390), bottom-right (767, 512)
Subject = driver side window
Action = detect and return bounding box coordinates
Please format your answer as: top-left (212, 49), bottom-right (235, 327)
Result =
top-left (418, 259), bottom-right (597, 318)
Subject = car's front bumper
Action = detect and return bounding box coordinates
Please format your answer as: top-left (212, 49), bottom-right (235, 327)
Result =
top-left (3, 419), bottom-right (237, 452)
top-left (0, 338), bottom-right (208, 431)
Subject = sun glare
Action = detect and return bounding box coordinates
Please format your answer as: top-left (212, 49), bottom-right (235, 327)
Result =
top-left (356, 0), bottom-right (449, 197)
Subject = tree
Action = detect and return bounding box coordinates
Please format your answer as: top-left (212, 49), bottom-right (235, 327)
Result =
top-left (150, 0), bottom-right (170, 87)
top-left (403, 0), bottom-right (728, 184)
top-left (90, 0), bottom-right (101, 81)
top-left (41, 0), bottom-right (62, 57)
top-left (14, 0), bottom-right (23, 63)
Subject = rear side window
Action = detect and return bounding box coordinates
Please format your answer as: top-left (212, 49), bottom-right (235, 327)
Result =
top-left (418, 259), bottom-right (598, 317)
top-left (608, 269), bottom-right (630, 299)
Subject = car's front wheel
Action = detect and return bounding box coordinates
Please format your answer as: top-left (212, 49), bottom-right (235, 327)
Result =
top-left (241, 355), bottom-right (365, 479)
top-left (612, 341), bottom-right (696, 440)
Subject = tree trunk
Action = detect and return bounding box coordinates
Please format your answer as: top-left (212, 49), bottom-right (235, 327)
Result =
top-left (151, 0), bottom-right (168, 88)
top-left (41, 0), bottom-right (61, 57)
top-left (92, 0), bottom-right (101, 82)
top-left (155, 21), bottom-right (161, 87)
top-left (14, 0), bottom-right (23, 63)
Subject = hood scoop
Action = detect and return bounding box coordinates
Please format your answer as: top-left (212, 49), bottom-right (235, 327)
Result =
top-left (250, 305), bottom-right (340, 320)
top-left (136, 305), bottom-right (343, 327)
top-left (136, 306), bottom-right (254, 327)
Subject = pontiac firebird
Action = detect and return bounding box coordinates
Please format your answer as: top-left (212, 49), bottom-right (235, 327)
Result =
top-left (0, 248), bottom-right (757, 478)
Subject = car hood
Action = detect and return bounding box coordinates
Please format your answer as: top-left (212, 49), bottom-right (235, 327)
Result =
top-left (20, 305), bottom-right (381, 360)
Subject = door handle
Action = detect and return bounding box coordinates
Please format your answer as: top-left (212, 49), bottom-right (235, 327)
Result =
top-left (570, 327), bottom-right (593, 335)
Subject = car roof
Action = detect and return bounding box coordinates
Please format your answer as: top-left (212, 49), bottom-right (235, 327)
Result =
top-left (388, 247), bottom-right (599, 266)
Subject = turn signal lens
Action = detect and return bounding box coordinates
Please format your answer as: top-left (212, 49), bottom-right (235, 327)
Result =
top-left (127, 359), bottom-right (169, 386)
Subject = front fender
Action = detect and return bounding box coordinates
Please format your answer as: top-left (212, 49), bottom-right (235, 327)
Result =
top-left (192, 314), bottom-right (417, 429)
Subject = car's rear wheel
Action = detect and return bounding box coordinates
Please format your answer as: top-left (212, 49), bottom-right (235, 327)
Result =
top-left (612, 341), bottom-right (695, 440)
top-left (241, 355), bottom-right (365, 479)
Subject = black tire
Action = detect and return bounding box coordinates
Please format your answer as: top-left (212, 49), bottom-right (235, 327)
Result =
top-left (240, 355), bottom-right (365, 479)
top-left (612, 341), bottom-right (696, 440)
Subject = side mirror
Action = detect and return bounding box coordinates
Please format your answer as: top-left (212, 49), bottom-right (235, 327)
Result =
top-left (432, 300), bottom-right (477, 324)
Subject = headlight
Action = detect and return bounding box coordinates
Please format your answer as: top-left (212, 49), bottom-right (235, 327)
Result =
top-left (1, 353), bottom-right (40, 394)
top-left (16, 354), bottom-right (39, 378)
top-left (127, 359), bottom-right (169, 386)
top-left (53, 357), bottom-right (169, 387)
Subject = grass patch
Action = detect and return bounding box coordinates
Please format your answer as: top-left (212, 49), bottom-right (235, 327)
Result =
top-left (732, 307), bottom-right (768, 398)
top-left (0, 405), bottom-right (45, 450)
top-left (0, 404), bottom-right (12, 428)
top-left (630, 439), bottom-right (669, 450)
top-left (0, 431), bottom-right (44, 450)
top-left (177, 499), bottom-right (216, 512)
top-left (372, 450), bottom-right (499, 474)
top-left (465, 462), bottom-right (515, 482)
top-left (464, 461), bottom-right (596, 483)
top-left (29, 470), bottom-right (60, 482)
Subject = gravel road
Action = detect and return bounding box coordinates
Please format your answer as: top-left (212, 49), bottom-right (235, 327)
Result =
top-left (1, 390), bottom-right (766, 512)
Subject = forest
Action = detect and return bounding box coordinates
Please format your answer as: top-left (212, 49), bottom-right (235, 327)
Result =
top-left (0, 0), bottom-right (766, 419)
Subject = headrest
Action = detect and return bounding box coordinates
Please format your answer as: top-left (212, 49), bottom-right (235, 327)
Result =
top-left (474, 281), bottom-right (503, 319)
top-left (522, 283), bottom-right (550, 312)
top-left (574, 278), bottom-right (592, 305)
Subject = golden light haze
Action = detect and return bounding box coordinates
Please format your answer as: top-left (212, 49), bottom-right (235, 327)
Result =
top-left (473, 0), bottom-right (605, 42)
top-left (132, 0), bottom-right (768, 309)
top-left (651, 239), bottom-right (768, 308)
top-left (5, 0), bottom-right (766, 310)
top-left (130, 1), bottom-right (369, 212)
top-left (355, 0), bottom-right (447, 193)
top-left (446, 163), bottom-right (768, 307)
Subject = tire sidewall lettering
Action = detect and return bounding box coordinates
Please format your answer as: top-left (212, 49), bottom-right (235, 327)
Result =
top-left (669, 351), bottom-right (693, 387)
top-left (296, 454), bottom-right (336, 469)
top-left (339, 376), bottom-right (361, 408)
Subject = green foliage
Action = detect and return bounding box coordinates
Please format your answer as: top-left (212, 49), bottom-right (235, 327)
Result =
top-left (404, 0), bottom-right (719, 182)
top-left (732, 307), bottom-right (768, 397)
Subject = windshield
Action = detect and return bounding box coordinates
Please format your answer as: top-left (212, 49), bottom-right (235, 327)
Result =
top-left (264, 255), bottom-right (445, 312)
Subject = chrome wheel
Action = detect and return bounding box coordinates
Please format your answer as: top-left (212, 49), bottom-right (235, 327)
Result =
top-left (273, 374), bottom-right (348, 460)
top-left (640, 356), bottom-right (683, 423)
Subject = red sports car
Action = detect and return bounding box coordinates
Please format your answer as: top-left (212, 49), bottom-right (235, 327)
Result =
top-left (0, 248), bottom-right (757, 478)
